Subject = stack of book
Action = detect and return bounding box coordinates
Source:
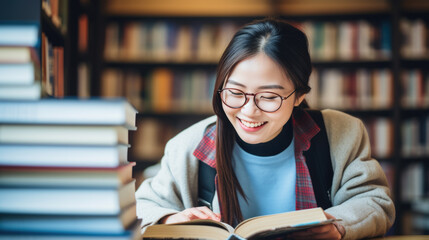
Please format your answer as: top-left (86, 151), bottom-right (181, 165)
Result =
top-left (0, 23), bottom-right (42, 100)
top-left (0, 98), bottom-right (141, 239)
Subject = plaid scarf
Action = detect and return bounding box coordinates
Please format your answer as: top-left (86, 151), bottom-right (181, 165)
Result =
top-left (193, 109), bottom-right (319, 211)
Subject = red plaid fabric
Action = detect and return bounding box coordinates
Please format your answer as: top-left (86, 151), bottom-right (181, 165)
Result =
top-left (193, 123), bottom-right (217, 168)
top-left (292, 109), bottom-right (319, 210)
top-left (193, 109), bottom-right (320, 210)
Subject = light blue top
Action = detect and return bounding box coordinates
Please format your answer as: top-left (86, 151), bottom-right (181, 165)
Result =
top-left (232, 139), bottom-right (296, 220)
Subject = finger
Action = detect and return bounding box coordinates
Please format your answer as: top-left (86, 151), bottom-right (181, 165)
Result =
top-left (298, 230), bottom-right (341, 240)
top-left (196, 206), bottom-right (221, 221)
top-left (288, 225), bottom-right (341, 240)
top-left (288, 228), bottom-right (313, 237)
top-left (324, 212), bottom-right (337, 220)
top-left (306, 224), bottom-right (333, 234)
top-left (187, 208), bottom-right (211, 220)
top-left (163, 213), bottom-right (192, 224)
top-left (287, 225), bottom-right (331, 237)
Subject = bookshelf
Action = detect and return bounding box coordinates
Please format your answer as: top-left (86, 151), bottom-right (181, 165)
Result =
top-left (69, 0), bottom-right (429, 235)
top-left (65, 0), bottom-right (105, 97)
top-left (40, 0), bottom-right (68, 98)
top-left (395, 0), bottom-right (429, 235)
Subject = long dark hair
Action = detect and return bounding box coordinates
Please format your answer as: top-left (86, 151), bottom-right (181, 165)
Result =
top-left (212, 18), bottom-right (312, 225)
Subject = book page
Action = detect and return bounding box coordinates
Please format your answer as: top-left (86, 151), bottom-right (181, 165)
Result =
top-left (177, 219), bottom-right (235, 233)
top-left (143, 224), bottom-right (230, 240)
top-left (143, 219), bottom-right (234, 240)
top-left (234, 208), bottom-right (329, 239)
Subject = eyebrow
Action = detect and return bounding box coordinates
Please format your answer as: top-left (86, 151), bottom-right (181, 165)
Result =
top-left (226, 79), bottom-right (285, 90)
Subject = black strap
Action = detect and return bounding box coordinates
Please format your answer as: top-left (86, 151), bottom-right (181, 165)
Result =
top-left (197, 109), bottom-right (333, 210)
top-left (304, 110), bottom-right (333, 209)
top-left (198, 161), bottom-right (217, 210)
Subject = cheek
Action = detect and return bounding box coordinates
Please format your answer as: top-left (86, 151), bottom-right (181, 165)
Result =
top-left (222, 104), bottom-right (234, 119)
top-left (271, 106), bottom-right (294, 125)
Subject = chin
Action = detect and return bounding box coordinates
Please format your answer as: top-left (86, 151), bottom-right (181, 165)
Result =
top-left (237, 133), bottom-right (264, 144)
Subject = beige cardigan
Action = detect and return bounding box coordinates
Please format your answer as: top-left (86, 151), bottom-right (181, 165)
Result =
top-left (135, 109), bottom-right (395, 240)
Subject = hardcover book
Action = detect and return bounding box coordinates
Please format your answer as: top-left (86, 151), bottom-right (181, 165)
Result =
top-left (0, 203), bottom-right (137, 234)
top-left (0, 162), bottom-right (135, 188)
top-left (0, 144), bottom-right (129, 168)
top-left (0, 124), bottom-right (129, 145)
top-left (0, 98), bottom-right (138, 129)
top-left (0, 179), bottom-right (136, 215)
top-left (143, 207), bottom-right (339, 240)
top-left (0, 219), bottom-right (142, 240)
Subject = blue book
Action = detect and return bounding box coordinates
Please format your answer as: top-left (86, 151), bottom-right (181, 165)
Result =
top-left (0, 144), bottom-right (129, 167)
top-left (0, 24), bottom-right (39, 47)
top-left (380, 20), bottom-right (391, 58)
top-left (0, 219), bottom-right (142, 240)
top-left (0, 180), bottom-right (135, 215)
top-left (0, 98), bottom-right (137, 129)
top-left (0, 203), bottom-right (137, 235)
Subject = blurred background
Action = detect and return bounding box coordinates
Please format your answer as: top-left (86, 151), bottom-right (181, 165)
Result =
top-left (2, 0), bottom-right (429, 236)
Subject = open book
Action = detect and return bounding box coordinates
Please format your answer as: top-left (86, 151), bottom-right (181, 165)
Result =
top-left (142, 207), bottom-right (340, 240)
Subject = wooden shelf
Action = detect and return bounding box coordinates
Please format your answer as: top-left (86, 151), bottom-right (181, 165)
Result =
top-left (105, 0), bottom-right (274, 17)
top-left (104, 59), bottom-right (393, 70)
top-left (312, 59), bottom-right (392, 69)
top-left (401, 108), bottom-right (429, 118)
top-left (277, 0), bottom-right (390, 16)
top-left (105, 0), bottom-right (391, 17)
top-left (402, 0), bottom-right (429, 12)
top-left (399, 157), bottom-right (429, 164)
top-left (104, 59), bottom-right (218, 70)
top-left (401, 59), bottom-right (429, 68)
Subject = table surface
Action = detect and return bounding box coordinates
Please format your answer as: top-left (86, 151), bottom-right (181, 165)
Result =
top-left (371, 236), bottom-right (429, 240)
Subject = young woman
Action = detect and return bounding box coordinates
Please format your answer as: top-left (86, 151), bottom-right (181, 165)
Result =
top-left (135, 18), bottom-right (395, 240)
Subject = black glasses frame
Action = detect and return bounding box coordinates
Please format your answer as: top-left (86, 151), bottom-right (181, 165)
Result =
top-left (217, 88), bottom-right (297, 113)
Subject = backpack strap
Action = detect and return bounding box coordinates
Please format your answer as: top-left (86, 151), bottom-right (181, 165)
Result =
top-left (198, 161), bottom-right (217, 210)
top-left (197, 109), bottom-right (333, 210)
top-left (304, 109), bottom-right (333, 209)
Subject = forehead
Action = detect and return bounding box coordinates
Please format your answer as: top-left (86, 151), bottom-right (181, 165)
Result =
top-left (226, 53), bottom-right (291, 88)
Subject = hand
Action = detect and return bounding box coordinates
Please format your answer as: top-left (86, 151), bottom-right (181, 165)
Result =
top-left (287, 212), bottom-right (345, 240)
top-left (160, 206), bottom-right (221, 224)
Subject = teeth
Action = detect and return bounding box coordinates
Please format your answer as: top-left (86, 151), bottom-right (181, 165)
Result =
top-left (241, 119), bottom-right (265, 128)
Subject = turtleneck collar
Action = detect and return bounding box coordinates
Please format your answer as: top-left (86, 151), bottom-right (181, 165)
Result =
top-left (235, 119), bottom-right (293, 157)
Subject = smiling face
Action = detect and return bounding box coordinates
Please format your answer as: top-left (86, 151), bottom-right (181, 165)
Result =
top-left (222, 53), bottom-right (305, 144)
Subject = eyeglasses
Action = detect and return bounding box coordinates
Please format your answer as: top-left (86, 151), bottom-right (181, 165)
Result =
top-left (218, 88), bottom-right (296, 113)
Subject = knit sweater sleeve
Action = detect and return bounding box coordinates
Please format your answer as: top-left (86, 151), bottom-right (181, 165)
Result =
top-left (134, 116), bottom-right (216, 229)
top-left (322, 109), bottom-right (395, 240)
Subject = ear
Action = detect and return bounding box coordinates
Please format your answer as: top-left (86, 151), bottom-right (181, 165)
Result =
top-left (294, 93), bottom-right (306, 107)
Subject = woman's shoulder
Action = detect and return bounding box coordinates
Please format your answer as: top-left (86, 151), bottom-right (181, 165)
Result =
top-left (319, 109), bottom-right (366, 144)
top-left (320, 109), bottom-right (363, 128)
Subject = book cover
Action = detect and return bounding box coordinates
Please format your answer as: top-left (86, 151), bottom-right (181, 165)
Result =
top-left (0, 203), bottom-right (137, 234)
top-left (0, 46), bottom-right (39, 63)
top-left (0, 179), bottom-right (136, 215)
top-left (0, 144), bottom-right (129, 168)
top-left (0, 98), bottom-right (137, 129)
top-left (143, 207), bottom-right (339, 240)
top-left (0, 82), bottom-right (41, 100)
top-left (0, 124), bottom-right (129, 145)
top-left (0, 63), bottom-right (37, 85)
top-left (0, 162), bottom-right (135, 188)
top-left (0, 24), bottom-right (39, 47)
top-left (0, 219), bottom-right (142, 240)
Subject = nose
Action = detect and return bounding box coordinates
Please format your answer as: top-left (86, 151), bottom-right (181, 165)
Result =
top-left (240, 95), bottom-right (260, 115)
